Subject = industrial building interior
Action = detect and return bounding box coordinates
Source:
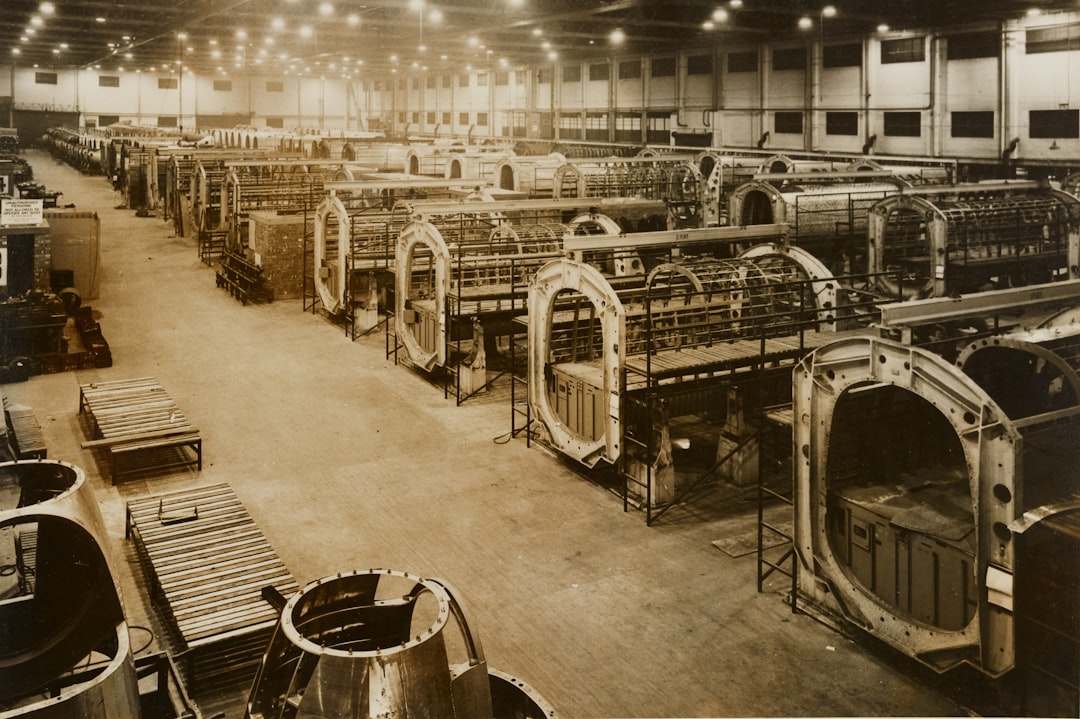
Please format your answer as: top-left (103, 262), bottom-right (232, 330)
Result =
top-left (2, 0), bottom-right (1080, 718)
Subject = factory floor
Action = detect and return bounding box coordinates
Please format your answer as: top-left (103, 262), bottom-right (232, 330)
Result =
top-left (5, 149), bottom-right (981, 718)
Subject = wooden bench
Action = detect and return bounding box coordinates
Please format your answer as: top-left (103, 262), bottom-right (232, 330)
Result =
top-left (126, 483), bottom-right (298, 695)
top-left (110, 431), bottom-right (202, 482)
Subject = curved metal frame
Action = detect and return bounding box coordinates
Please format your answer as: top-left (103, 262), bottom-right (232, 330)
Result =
top-left (313, 194), bottom-right (351, 314)
top-left (793, 337), bottom-right (1025, 676)
top-left (527, 258), bottom-right (625, 466)
top-left (395, 219), bottom-right (453, 370)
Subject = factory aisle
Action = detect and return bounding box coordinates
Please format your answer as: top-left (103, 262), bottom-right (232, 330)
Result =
top-left (4, 149), bottom-right (972, 717)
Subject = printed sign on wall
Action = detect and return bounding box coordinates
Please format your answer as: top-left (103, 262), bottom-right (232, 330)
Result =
top-left (1, 198), bottom-right (44, 227)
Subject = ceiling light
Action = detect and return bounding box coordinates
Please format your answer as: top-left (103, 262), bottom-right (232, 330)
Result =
top-left (236, 29), bottom-right (247, 40)
top-left (25, 28), bottom-right (36, 36)
top-left (39, 3), bottom-right (55, 15)
top-left (609, 28), bottom-right (625, 44)
top-left (702, 20), bottom-right (715, 30)
top-left (419, 44), bottom-right (427, 52)
top-left (211, 50), bottom-right (221, 59)
top-left (429, 8), bottom-right (443, 23)
top-left (797, 15), bottom-right (813, 29)
top-left (532, 27), bottom-right (542, 36)
top-left (712, 8), bottom-right (729, 22)
top-left (96, 17), bottom-right (106, 23)
top-left (508, 0), bottom-right (524, 6)
top-left (125, 52), bottom-right (133, 59)
top-left (299, 25), bottom-right (314, 38)
top-left (20, 36), bottom-right (28, 42)
top-left (209, 39), bottom-right (217, 45)
top-left (11, 48), bottom-right (20, 55)
top-left (52, 48), bottom-right (60, 54)
top-left (271, 17), bottom-right (285, 30)
top-left (319, 2), bottom-right (334, 16)
top-left (59, 42), bottom-right (67, 48)
top-left (822, 5), bottom-right (837, 18)
top-left (468, 36), bottom-right (479, 47)
top-left (347, 14), bottom-right (360, 26)
top-left (409, 0), bottom-right (424, 11)
top-left (547, 51), bottom-right (557, 61)
top-left (877, 23), bottom-right (890, 33)
top-left (177, 32), bottom-right (187, 40)
top-left (30, 16), bottom-right (43, 27)
top-left (541, 40), bottom-right (551, 49)
top-left (1027, 7), bottom-right (1042, 16)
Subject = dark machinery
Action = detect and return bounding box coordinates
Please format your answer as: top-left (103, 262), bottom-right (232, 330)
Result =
top-left (245, 569), bottom-right (557, 719)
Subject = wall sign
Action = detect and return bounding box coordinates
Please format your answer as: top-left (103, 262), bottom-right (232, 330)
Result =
top-left (1, 198), bottom-right (44, 227)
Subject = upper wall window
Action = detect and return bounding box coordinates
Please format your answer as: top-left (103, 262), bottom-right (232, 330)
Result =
top-left (618, 60), bottom-right (641, 79)
top-left (1026, 23), bottom-right (1080, 54)
top-left (98, 75), bottom-right (120, 88)
top-left (823, 43), bottom-right (861, 68)
top-left (158, 77), bottom-right (178, 89)
top-left (158, 116), bottom-right (178, 127)
top-left (947, 32), bottom-right (999, 60)
top-left (773, 47), bottom-right (807, 71)
top-left (687, 55), bottom-right (713, 75)
top-left (477, 73), bottom-right (488, 86)
top-left (266, 117), bottom-right (284, 129)
top-left (774, 111), bottom-right (803, 135)
top-left (884, 111), bottom-right (922, 137)
top-left (881, 36), bottom-right (926, 64)
top-left (651, 57), bottom-right (676, 77)
top-left (589, 63), bottom-right (610, 81)
top-left (495, 71), bottom-right (510, 85)
top-left (826, 111), bottom-right (859, 135)
top-left (412, 78), bottom-right (420, 89)
top-left (35, 72), bottom-right (58, 85)
top-left (442, 75), bottom-right (452, 88)
top-left (1030, 109), bottom-right (1080, 138)
top-left (399, 78), bottom-right (407, 90)
top-left (563, 65), bottom-right (581, 83)
top-left (951, 111), bottom-right (995, 138)
top-left (426, 111), bottom-right (436, 124)
top-left (213, 80), bottom-right (232, 92)
top-left (727, 51), bottom-right (757, 73)
top-left (538, 67), bottom-right (553, 84)
top-left (99, 114), bottom-right (119, 126)
top-left (266, 80), bottom-right (284, 92)
top-left (373, 80), bottom-right (381, 91)
top-left (459, 74), bottom-right (470, 87)
top-left (426, 76), bottom-right (436, 89)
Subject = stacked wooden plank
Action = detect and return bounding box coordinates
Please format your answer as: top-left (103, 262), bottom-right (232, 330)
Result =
top-left (125, 483), bottom-right (298, 695)
top-left (3, 400), bottom-right (47, 459)
top-left (78, 377), bottom-right (202, 483)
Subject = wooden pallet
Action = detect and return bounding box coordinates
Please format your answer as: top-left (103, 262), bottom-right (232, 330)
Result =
top-left (125, 482), bottom-right (297, 695)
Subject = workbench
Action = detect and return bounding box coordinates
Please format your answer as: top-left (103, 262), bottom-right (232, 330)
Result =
top-left (78, 376), bottom-right (202, 483)
top-left (125, 482), bottom-right (298, 693)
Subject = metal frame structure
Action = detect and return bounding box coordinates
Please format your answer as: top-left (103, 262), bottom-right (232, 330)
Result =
top-left (867, 181), bottom-right (1080, 299)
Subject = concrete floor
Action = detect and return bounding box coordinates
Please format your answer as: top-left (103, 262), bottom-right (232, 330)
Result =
top-left (3, 149), bottom-right (976, 717)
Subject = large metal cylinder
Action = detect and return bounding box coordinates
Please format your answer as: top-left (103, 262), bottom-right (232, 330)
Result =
top-left (245, 569), bottom-right (557, 719)
top-left (0, 460), bottom-right (139, 717)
